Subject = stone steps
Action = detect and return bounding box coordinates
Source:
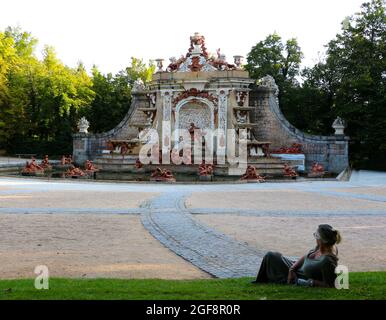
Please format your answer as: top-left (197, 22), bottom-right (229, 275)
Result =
top-left (94, 153), bottom-right (293, 177)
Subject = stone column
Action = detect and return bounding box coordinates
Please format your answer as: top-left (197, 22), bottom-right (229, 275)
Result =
top-left (160, 90), bottom-right (173, 162)
top-left (216, 89), bottom-right (229, 158)
top-left (72, 133), bottom-right (89, 165)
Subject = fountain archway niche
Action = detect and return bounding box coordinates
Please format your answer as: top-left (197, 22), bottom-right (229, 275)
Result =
top-left (174, 97), bottom-right (215, 144)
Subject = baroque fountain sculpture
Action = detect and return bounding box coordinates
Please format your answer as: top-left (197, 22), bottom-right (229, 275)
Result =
top-left (71, 33), bottom-right (349, 182)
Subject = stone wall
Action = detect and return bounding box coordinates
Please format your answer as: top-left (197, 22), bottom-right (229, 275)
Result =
top-left (72, 93), bottom-right (149, 164)
top-left (250, 86), bottom-right (349, 173)
top-left (73, 78), bottom-right (349, 174)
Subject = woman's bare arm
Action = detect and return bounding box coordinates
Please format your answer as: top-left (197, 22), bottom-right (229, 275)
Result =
top-left (287, 255), bottom-right (306, 283)
top-left (290, 255), bottom-right (305, 272)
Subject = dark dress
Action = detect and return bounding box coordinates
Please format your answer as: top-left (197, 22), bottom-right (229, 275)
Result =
top-left (254, 248), bottom-right (338, 287)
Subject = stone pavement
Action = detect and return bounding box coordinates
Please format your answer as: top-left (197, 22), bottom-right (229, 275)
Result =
top-left (141, 191), bottom-right (264, 278)
top-left (1, 170), bottom-right (385, 278)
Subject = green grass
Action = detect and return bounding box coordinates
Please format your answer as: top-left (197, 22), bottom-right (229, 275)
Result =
top-left (0, 272), bottom-right (385, 300)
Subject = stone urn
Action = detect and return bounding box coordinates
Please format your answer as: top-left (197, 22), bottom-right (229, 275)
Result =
top-left (332, 117), bottom-right (345, 135)
top-left (78, 117), bottom-right (90, 134)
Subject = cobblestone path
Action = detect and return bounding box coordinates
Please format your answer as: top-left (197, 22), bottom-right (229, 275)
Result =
top-left (141, 191), bottom-right (264, 278)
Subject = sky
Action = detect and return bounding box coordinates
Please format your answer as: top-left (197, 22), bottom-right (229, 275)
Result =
top-left (0, 0), bottom-right (366, 74)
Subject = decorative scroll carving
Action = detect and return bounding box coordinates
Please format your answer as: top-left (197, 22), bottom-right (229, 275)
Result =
top-left (217, 89), bottom-right (228, 132)
top-left (165, 33), bottom-right (236, 72)
top-left (178, 103), bottom-right (211, 130)
top-left (216, 89), bottom-right (229, 155)
top-left (161, 91), bottom-right (172, 122)
top-left (188, 32), bottom-right (209, 58)
top-left (173, 88), bottom-right (218, 106)
top-left (132, 78), bottom-right (146, 92)
top-left (258, 75), bottom-right (279, 103)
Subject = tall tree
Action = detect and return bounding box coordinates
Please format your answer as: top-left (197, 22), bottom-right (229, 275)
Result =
top-left (330, 0), bottom-right (386, 168)
top-left (303, 0), bottom-right (386, 168)
top-left (246, 33), bottom-right (303, 86)
top-left (0, 27), bottom-right (95, 155)
top-left (86, 58), bottom-right (155, 133)
top-left (245, 33), bottom-right (303, 123)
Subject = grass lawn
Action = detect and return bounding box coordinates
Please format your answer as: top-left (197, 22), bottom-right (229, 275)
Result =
top-left (0, 272), bottom-right (385, 300)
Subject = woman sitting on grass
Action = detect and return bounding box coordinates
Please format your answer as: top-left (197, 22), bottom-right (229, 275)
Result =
top-left (252, 224), bottom-right (342, 288)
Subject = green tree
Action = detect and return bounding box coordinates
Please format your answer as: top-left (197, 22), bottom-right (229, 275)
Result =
top-left (329, 0), bottom-right (386, 168)
top-left (245, 33), bottom-right (303, 124)
top-left (302, 0), bottom-right (386, 168)
top-left (86, 58), bottom-right (155, 133)
top-left (246, 33), bottom-right (303, 85)
top-left (0, 27), bottom-right (38, 148)
top-left (0, 27), bottom-right (95, 155)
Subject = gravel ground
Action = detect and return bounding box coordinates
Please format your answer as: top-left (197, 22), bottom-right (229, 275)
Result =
top-left (0, 190), bottom-right (159, 209)
top-left (186, 190), bottom-right (386, 212)
top-left (0, 214), bottom-right (210, 279)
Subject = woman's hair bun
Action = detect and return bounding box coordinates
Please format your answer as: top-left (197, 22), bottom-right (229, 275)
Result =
top-left (334, 230), bottom-right (342, 244)
top-left (318, 224), bottom-right (342, 245)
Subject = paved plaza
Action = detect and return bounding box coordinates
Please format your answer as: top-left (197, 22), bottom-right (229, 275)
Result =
top-left (0, 171), bottom-right (385, 279)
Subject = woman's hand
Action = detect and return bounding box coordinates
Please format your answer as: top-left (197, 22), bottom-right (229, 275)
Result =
top-left (287, 269), bottom-right (297, 284)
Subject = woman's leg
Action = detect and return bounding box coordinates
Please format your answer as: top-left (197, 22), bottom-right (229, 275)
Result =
top-left (254, 252), bottom-right (295, 284)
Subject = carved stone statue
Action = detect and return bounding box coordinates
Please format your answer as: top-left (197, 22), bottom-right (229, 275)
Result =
top-left (240, 165), bottom-right (265, 182)
top-left (78, 117), bottom-right (89, 134)
top-left (283, 163), bottom-right (298, 178)
top-left (199, 161), bottom-right (214, 177)
top-left (132, 78), bottom-right (146, 92)
top-left (21, 157), bottom-right (45, 175)
top-left (66, 165), bottom-right (86, 178)
top-left (84, 160), bottom-right (99, 173)
top-left (60, 155), bottom-right (73, 165)
top-left (308, 162), bottom-right (325, 178)
top-left (155, 59), bottom-right (164, 72)
top-left (150, 167), bottom-right (176, 182)
top-left (39, 155), bottom-right (52, 170)
top-left (188, 122), bottom-right (201, 140)
top-left (236, 110), bottom-right (248, 124)
top-left (166, 56), bottom-right (185, 72)
top-left (145, 110), bottom-right (155, 125)
top-left (135, 158), bottom-right (143, 169)
top-left (147, 93), bottom-right (156, 107)
top-left (233, 55), bottom-right (243, 69)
